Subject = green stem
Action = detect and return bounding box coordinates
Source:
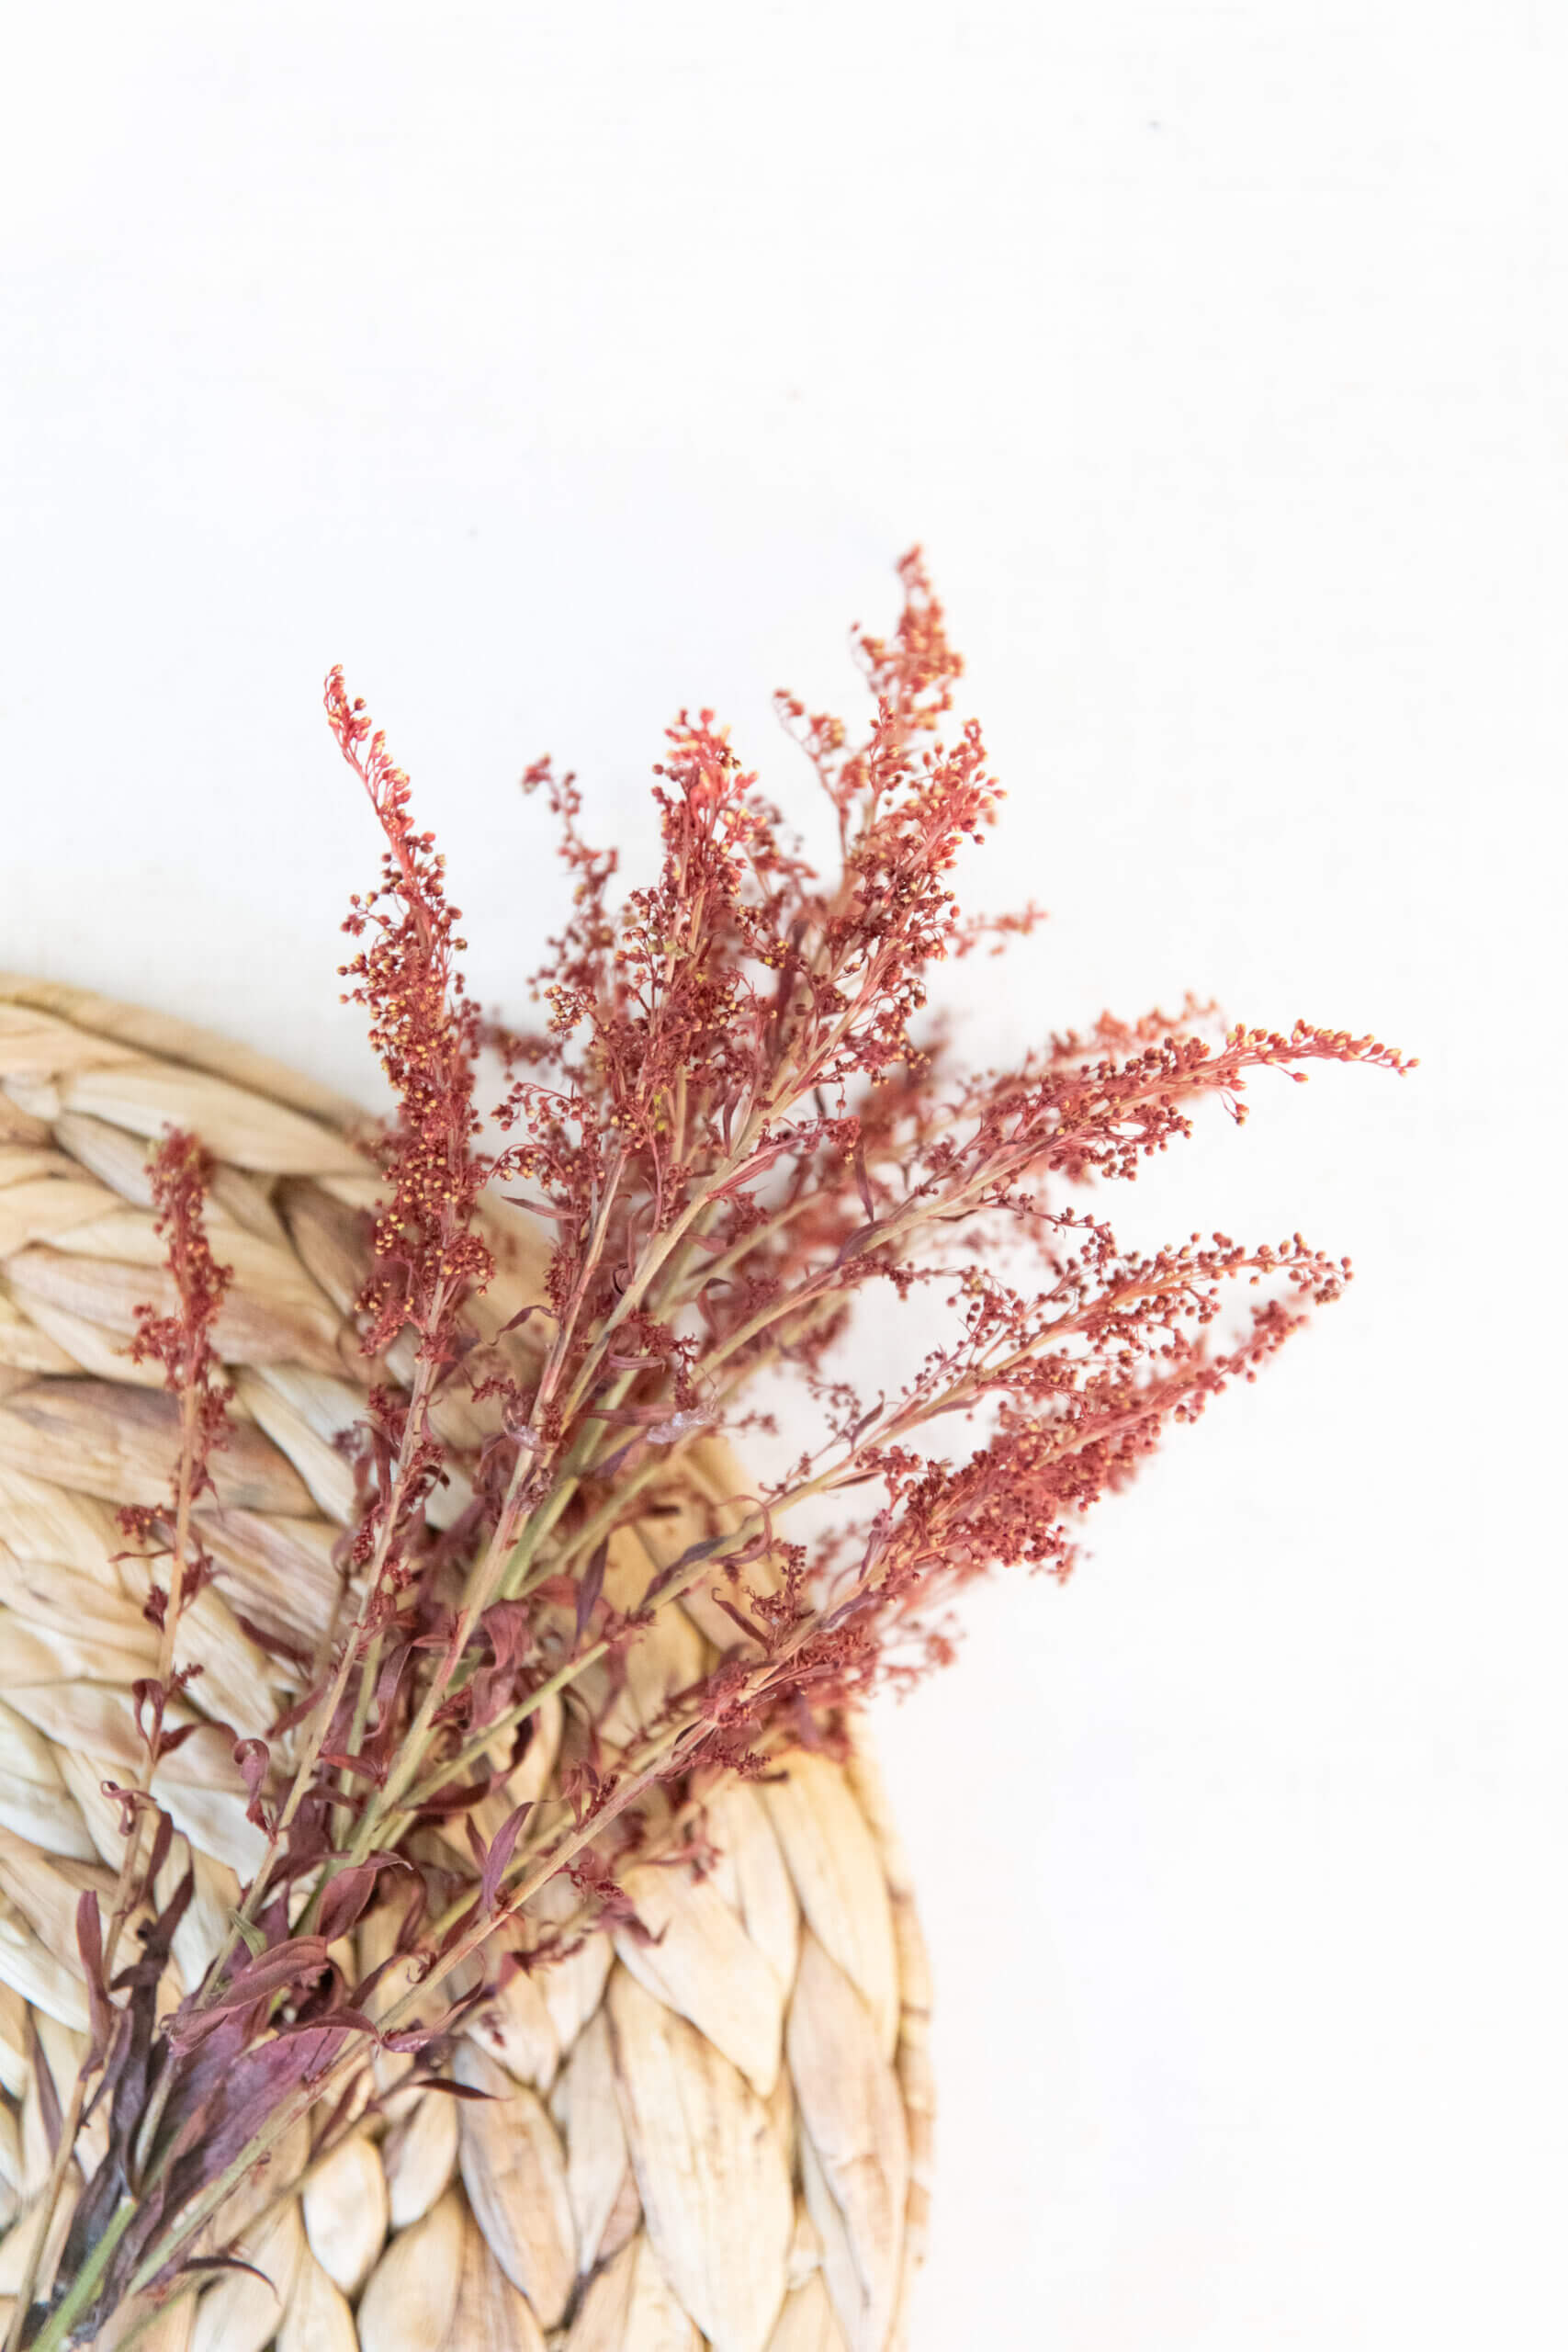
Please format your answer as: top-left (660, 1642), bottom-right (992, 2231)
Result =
top-left (393, 1635), bottom-right (613, 1818)
top-left (27, 2196), bottom-right (135, 2352)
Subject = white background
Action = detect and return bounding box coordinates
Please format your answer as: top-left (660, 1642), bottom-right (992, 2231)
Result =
top-left (4, 6), bottom-right (1565, 2345)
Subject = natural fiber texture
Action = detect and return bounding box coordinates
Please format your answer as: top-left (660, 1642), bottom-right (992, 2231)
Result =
top-left (0, 978), bottom-right (931, 2352)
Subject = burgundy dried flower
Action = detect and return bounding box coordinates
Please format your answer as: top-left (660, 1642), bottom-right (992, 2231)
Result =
top-left (20, 553), bottom-right (1413, 2349)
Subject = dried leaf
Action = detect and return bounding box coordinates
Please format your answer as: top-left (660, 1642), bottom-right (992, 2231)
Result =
top-left (0, 1825), bottom-right (109, 1971)
top-left (462, 1961), bottom-right (558, 2092)
top-left (275, 1180), bottom-right (373, 1317)
top-left (0, 982), bottom-right (357, 1122)
top-left (382, 2085), bottom-right (458, 2230)
top-left (0, 1981), bottom-right (28, 2098)
top-left (314, 1862), bottom-right (383, 1946)
top-left (0, 1594), bottom-right (153, 1690)
top-left (300, 2129), bottom-right (388, 2297)
top-left (705, 1781), bottom-right (800, 1995)
top-left (555, 2009), bottom-right (628, 2274)
top-left (597, 1539), bottom-right (708, 1745)
top-left (0, 2126), bottom-right (20, 2221)
top-left (438, 1691), bottom-right (562, 1860)
top-left (151, 1834), bottom-right (241, 1999)
top-left (453, 2042), bottom-right (576, 2327)
top-left (0, 1891), bottom-right (90, 2030)
top-left (276, 2246), bottom-right (357, 2352)
top-left (608, 1967), bottom-right (792, 2352)
top-left (564, 2229), bottom-right (708, 2352)
top-left (761, 1755), bottom-right (898, 2057)
top-left (0, 1142), bottom-right (74, 1185)
top-left (479, 1801), bottom-right (531, 1916)
top-left (0, 1176), bottom-right (120, 1257)
top-left (75, 1886), bottom-right (113, 2064)
top-left (6, 1245), bottom-right (340, 1372)
top-left (355, 2182), bottom-right (464, 2352)
top-left (205, 2112), bottom-right (312, 2251)
top-left (47, 1110), bottom-right (164, 1207)
top-left (96, 2290), bottom-right (197, 2352)
top-left (0, 1463), bottom-right (121, 1576)
top-left (0, 1378), bottom-right (311, 1515)
top-left (766, 2270), bottom-right (851, 2352)
top-left (524, 1869), bottom-right (613, 2058)
top-left (0, 1764), bottom-right (96, 1862)
top-left (573, 1536), bottom-right (608, 1646)
top-left (0, 1284), bottom-right (79, 1374)
top-left (233, 1367), bottom-right (367, 1521)
top-left (561, 2236), bottom-right (636, 2352)
top-left (441, 2211), bottom-right (547, 2352)
top-left (0, 2170), bottom-right (78, 2297)
top-left (614, 1861), bottom-right (784, 2098)
top-left (190, 2197), bottom-right (305, 2352)
top-left (198, 1506), bottom-right (345, 1655)
top-left (597, 2160), bottom-right (643, 2271)
top-left (787, 1938), bottom-right (908, 2352)
top-left (59, 1060), bottom-right (364, 1175)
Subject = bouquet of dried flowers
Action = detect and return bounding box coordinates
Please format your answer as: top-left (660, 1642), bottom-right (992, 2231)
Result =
top-left (0, 551), bottom-right (1409, 2349)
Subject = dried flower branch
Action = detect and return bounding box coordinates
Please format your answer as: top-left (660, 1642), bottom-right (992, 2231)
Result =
top-left (15, 551), bottom-right (1413, 2347)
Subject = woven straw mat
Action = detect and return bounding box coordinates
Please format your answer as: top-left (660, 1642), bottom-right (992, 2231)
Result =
top-left (0, 978), bottom-right (932, 2352)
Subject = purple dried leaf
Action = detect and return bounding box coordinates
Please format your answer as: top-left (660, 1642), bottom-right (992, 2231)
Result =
top-left (182, 2253), bottom-right (278, 2288)
top-left (481, 1599), bottom-right (534, 1673)
top-left (317, 1750), bottom-right (385, 1786)
top-left (314, 1863), bottom-right (382, 1944)
top-left (852, 1125), bottom-right (875, 1221)
top-left (199, 1935), bottom-right (331, 2018)
top-left (76, 1889), bottom-right (115, 2069)
top-left (271, 2006), bottom-right (384, 2046)
top-left (639, 1528), bottom-right (728, 1607)
top-left (99, 1778), bottom-right (162, 1838)
top-left (574, 1538), bottom-right (608, 1645)
top-left (407, 1774), bottom-right (492, 1820)
top-left (231, 1736), bottom-right (273, 1828)
top-left (479, 1801), bottom-right (532, 1916)
top-left (707, 1591), bottom-right (770, 1648)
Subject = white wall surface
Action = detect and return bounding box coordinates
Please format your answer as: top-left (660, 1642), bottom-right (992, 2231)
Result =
top-left (3, 6), bottom-right (1563, 2345)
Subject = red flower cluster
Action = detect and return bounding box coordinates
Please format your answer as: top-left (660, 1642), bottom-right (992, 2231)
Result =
top-left (118, 1126), bottom-right (234, 1713)
top-left (326, 668), bottom-right (495, 1359)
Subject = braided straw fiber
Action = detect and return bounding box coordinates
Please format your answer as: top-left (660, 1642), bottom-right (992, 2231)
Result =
top-left (0, 978), bottom-right (932, 2352)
